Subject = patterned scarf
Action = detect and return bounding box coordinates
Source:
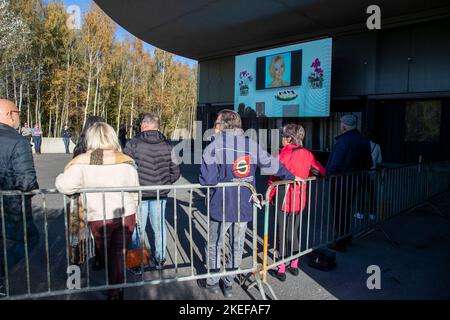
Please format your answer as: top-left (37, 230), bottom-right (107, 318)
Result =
top-left (64, 149), bottom-right (136, 171)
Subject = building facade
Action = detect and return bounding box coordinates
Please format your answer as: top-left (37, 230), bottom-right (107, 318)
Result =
top-left (197, 17), bottom-right (450, 163)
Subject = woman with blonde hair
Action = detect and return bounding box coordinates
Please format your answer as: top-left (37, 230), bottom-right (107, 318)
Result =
top-left (55, 122), bottom-right (140, 300)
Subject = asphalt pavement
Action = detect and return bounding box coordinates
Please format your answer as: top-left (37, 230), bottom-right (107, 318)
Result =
top-left (11, 154), bottom-right (448, 300)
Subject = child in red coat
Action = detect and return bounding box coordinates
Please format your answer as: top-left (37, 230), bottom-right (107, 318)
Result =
top-left (267, 124), bottom-right (326, 281)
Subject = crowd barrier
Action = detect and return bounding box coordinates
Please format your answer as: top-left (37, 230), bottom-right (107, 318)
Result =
top-left (0, 182), bottom-right (263, 300)
top-left (0, 161), bottom-right (449, 300)
top-left (259, 161), bottom-right (450, 298)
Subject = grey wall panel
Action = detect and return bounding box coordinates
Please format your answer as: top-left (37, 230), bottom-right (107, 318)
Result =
top-left (331, 32), bottom-right (377, 97)
top-left (375, 27), bottom-right (410, 94)
top-left (207, 60), bottom-right (220, 102)
top-left (221, 57), bottom-right (235, 102)
top-left (198, 57), bottom-right (235, 104)
top-left (409, 19), bottom-right (450, 92)
top-left (198, 59), bottom-right (213, 103)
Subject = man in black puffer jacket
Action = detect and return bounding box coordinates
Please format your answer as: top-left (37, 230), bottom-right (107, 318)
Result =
top-left (124, 113), bottom-right (180, 270)
top-left (0, 99), bottom-right (39, 290)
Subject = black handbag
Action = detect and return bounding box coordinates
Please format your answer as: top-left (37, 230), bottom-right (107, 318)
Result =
top-left (306, 248), bottom-right (336, 271)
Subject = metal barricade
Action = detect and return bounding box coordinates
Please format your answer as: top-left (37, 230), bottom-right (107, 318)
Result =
top-left (1, 161), bottom-right (448, 300)
top-left (261, 174), bottom-right (363, 290)
top-left (0, 182), bottom-right (264, 300)
top-left (259, 162), bottom-right (446, 299)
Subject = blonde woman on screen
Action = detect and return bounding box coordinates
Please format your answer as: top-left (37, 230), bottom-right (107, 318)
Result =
top-left (269, 55), bottom-right (289, 88)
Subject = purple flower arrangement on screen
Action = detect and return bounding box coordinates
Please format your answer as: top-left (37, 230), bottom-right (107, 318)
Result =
top-left (308, 58), bottom-right (324, 89)
top-left (239, 70), bottom-right (253, 96)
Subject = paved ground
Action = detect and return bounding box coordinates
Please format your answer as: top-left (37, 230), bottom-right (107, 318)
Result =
top-left (5, 154), bottom-right (450, 300)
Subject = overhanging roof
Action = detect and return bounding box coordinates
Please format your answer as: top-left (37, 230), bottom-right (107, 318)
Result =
top-left (94, 0), bottom-right (450, 61)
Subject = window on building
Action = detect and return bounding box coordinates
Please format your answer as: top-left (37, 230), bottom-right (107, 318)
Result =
top-left (404, 100), bottom-right (442, 142)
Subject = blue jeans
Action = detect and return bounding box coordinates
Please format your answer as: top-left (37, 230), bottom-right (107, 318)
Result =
top-left (206, 220), bottom-right (248, 287)
top-left (130, 199), bottom-right (167, 262)
top-left (32, 136), bottom-right (42, 153)
top-left (63, 137), bottom-right (70, 153)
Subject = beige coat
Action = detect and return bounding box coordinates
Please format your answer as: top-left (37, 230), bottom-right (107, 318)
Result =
top-left (55, 150), bottom-right (140, 222)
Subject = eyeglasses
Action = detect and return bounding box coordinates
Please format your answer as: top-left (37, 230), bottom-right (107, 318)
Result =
top-left (214, 121), bottom-right (224, 127)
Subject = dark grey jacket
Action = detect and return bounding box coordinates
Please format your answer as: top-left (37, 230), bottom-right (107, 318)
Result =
top-left (326, 129), bottom-right (373, 175)
top-left (123, 130), bottom-right (180, 199)
top-left (0, 123), bottom-right (39, 241)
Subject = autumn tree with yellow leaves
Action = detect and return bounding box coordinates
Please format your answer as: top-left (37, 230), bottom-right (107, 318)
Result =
top-left (0, 0), bottom-right (198, 140)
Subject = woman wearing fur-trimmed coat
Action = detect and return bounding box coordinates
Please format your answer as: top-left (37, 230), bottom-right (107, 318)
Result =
top-left (56, 122), bottom-right (140, 300)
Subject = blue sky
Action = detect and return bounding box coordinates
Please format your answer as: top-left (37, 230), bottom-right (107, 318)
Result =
top-left (61, 0), bottom-right (197, 67)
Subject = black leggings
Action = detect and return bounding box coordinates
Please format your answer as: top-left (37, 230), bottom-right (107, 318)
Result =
top-left (274, 185), bottom-right (304, 260)
top-left (276, 211), bottom-right (301, 260)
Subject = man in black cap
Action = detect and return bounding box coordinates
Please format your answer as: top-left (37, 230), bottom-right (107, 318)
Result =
top-left (326, 114), bottom-right (373, 252)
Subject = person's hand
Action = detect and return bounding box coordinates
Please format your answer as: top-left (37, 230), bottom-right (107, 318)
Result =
top-left (249, 194), bottom-right (262, 210)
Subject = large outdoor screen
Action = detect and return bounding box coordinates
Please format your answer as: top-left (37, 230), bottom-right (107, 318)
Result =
top-left (235, 38), bottom-right (332, 117)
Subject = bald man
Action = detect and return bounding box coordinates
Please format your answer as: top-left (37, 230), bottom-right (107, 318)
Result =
top-left (0, 99), bottom-right (21, 130)
top-left (0, 99), bottom-right (39, 293)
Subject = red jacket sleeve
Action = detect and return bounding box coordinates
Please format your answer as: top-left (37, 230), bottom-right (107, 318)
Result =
top-left (266, 150), bottom-right (289, 203)
top-left (311, 154), bottom-right (326, 177)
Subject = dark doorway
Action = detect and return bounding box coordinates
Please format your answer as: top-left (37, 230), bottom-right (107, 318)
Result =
top-left (375, 98), bottom-right (450, 163)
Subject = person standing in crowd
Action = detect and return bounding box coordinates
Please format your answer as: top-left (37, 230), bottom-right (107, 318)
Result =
top-left (118, 124), bottom-right (127, 150)
top-left (21, 122), bottom-right (32, 146)
top-left (363, 130), bottom-right (383, 221)
top-left (244, 106), bottom-right (257, 130)
top-left (124, 113), bottom-right (180, 272)
top-left (0, 99), bottom-right (40, 296)
top-left (61, 124), bottom-right (71, 154)
top-left (73, 116), bottom-right (105, 158)
top-left (326, 115), bottom-right (373, 252)
top-left (55, 122), bottom-right (140, 300)
top-left (237, 103), bottom-right (246, 129)
top-left (365, 130), bottom-right (382, 170)
top-left (198, 109), bottom-right (295, 298)
top-left (237, 103), bottom-right (245, 118)
top-left (32, 123), bottom-right (43, 154)
top-left (266, 124), bottom-right (326, 281)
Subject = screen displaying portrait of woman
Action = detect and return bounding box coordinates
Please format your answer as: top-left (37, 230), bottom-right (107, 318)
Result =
top-left (265, 52), bottom-right (291, 89)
